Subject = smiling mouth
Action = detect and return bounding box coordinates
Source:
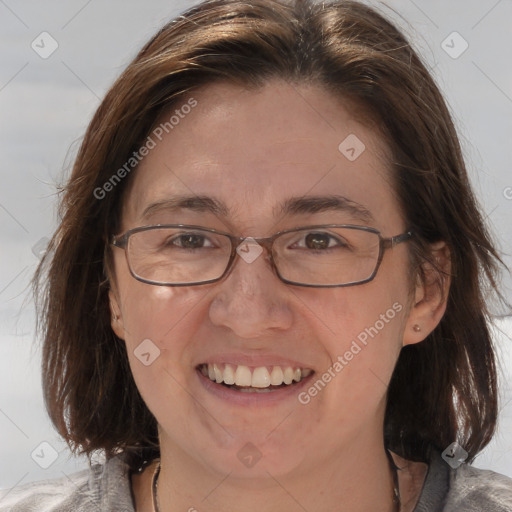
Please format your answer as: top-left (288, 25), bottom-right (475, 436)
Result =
top-left (198, 363), bottom-right (313, 393)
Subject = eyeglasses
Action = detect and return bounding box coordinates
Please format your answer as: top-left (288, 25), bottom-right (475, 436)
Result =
top-left (110, 224), bottom-right (413, 288)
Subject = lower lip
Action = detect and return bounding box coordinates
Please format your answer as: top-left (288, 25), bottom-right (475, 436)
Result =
top-left (196, 368), bottom-right (315, 406)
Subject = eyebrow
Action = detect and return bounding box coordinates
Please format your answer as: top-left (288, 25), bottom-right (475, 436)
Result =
top-left (141, 195), bottom-right (229, 220)
top-left (277, 195), bottom-right (374, 223)
top-left (140, 194), bottom-right (374, 224)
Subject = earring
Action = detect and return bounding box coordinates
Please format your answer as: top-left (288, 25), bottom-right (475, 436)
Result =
top-left (413, 324), bottom-right (421, 332)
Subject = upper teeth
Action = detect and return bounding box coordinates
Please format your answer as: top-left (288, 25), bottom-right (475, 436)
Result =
top-left (201, 363), bottom-right (312, 388)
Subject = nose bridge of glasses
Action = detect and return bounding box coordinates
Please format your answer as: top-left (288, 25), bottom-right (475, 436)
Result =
top-left (218, 234), bottom-right (278, 283)
top-left (231, 234), bottom-right (275, 267)
top-left (234, 234), bottom-right (275, 251)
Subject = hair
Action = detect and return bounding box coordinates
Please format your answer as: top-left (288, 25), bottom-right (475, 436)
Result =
top-left (34, 0), bottom-right (507, 470)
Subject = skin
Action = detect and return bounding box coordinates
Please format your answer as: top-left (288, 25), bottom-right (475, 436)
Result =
top-left (109, 80), bottom-right (450, 512)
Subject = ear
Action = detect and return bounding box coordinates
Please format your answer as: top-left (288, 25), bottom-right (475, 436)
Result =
top-left (109, 288), bottom-right (126, 340)
top-left (403, 241), bottom-right (451, 346)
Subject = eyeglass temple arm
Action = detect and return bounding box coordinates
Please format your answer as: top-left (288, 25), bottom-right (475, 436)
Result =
top-left (110, 234), bottom-right (127, 248)
top-left (383, 231), bottom-right (413, 249)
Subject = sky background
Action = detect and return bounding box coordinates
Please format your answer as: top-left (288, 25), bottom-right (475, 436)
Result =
top-left (0, 0), bottom-right (511, 492)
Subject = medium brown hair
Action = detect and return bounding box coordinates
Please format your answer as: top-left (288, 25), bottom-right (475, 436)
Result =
top-left (34, 0), bottom-right (506, 468)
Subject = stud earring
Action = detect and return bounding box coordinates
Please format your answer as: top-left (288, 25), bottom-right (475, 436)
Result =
top-left (413, 324), bottom-right (421, 332)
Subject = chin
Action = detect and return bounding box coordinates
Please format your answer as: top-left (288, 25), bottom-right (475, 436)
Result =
top-left (198, 435), bottom-right (308, 482)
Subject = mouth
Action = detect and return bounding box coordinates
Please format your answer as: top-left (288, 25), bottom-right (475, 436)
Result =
top-left (197, 363), bottom-right (314, 394)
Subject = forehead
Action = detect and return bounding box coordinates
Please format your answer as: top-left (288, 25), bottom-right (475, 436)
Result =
top-left (121, 80), bottom-right (403, 233)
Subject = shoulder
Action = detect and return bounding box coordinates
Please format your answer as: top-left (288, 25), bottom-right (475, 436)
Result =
top-left (0, 455), bottom-right (135, 512)
top-left (444, 462), bottom-right (512, 512)
top-left (416, 450), bottom-right (512, 512)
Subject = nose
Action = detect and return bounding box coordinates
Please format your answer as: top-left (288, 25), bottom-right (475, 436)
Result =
top-left (208, 248), bottom-right (294, 338)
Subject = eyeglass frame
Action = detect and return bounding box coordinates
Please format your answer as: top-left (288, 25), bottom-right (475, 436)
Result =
top-left (110, 223), bottom-right (413, 288)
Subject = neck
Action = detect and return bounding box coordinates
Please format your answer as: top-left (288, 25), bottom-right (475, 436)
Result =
top-left (154, 434), bottom-right (399, 512)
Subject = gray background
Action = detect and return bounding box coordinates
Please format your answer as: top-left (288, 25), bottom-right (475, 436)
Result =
top-left (0, 0), bottom-right (511, 491)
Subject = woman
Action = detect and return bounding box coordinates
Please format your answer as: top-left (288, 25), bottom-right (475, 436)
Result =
top-left (1, 0), bottom-right (511, 510)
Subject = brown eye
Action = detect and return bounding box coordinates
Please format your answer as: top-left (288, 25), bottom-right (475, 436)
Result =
top-left (175, 234), bottom-right (207, 249)
top-left (168, 233), bottom-right (214, 250)
top-left (304, 232), bottom-right (333, 250)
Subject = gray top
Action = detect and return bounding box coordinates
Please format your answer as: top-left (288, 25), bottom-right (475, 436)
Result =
top-left (1, 451), bottom-right (512, 511)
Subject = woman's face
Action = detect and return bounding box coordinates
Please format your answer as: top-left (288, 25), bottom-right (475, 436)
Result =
top-left (110, 80), bottom-right (422, 480)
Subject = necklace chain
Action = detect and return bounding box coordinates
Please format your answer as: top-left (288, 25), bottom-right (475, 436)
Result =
top-left (387, 449), bottom-right (402, 512)
top-left (151, 461), bottom-right (161, 512)
top-left (151, 451), bottom-right (401, 512)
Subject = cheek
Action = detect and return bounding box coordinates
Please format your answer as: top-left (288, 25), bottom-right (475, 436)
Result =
top-left (317, 290), bottom-right (406, 382)
top-left (113, 265), bottom-right (210, 391)
top-left (123, 286), bottom-right (175, 329)
top-left (293, 293), bottom-right (406, 440)
top-left (112, 246), bottom-right (208, 348)
top-left (306, 268), bottom-right (409, 351)
top-left (310, 257), bottom-right (410, 406)
top-left (117, 282), bottom-right (212, 420)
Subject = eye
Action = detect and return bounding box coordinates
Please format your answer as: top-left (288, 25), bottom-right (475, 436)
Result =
top-left (296, 231), bottom-right (346, 250)
top-left (169, 233), bottom-right (215, 249)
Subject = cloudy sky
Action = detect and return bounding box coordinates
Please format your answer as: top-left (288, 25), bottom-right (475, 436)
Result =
top-left (0, 0), bottom-right (511, 492)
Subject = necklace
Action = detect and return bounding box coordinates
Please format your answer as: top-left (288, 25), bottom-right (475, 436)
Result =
top-left (387, 449), bottom-right (402, 512)
top-left (151, 460), bottom-right (161, 512)
top-left (151, 451), bottom-right (401, 511)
